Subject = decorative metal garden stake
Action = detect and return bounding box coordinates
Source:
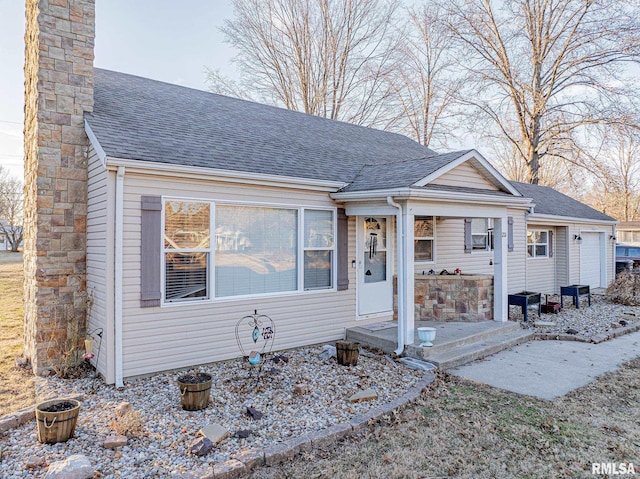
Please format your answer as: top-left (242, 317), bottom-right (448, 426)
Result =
top-left (235, 310), bottom-right (276, 386)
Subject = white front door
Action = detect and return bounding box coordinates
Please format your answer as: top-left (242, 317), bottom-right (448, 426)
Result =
top-left (357, 216), bottom-right (393, 316)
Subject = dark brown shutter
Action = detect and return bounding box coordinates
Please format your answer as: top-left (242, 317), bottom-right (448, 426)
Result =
top-left (337, 208), bottom-right (349, 291)
top-left (464, 218), bottom-right (472, 253)
top-left (141, 196), bottom-right (162, 307)
top-left (507, 216), bottom-right (514, 252)
top-left (548, 230), bottom-right (554, 257)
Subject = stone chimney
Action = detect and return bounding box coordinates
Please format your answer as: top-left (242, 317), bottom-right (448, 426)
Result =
top-left (23, 0), bottom-right (95, 373)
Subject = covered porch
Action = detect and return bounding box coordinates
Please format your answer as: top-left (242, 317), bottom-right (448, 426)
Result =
top-left (333, 193), bottom-right (530, 354)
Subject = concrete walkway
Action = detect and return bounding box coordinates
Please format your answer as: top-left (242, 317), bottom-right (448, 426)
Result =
top-left (450, 331), bottom-right (640, 400)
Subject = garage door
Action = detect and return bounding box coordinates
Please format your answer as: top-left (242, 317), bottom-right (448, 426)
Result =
top-left (580, 232), bottom-right (602, 288)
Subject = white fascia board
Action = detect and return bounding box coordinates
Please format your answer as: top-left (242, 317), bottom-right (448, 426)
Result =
top-left (526, 213), bottom-right (618, 226)
top-left (105, 156), bottom-right (347, 192)
top-left (412, 149), bottom-right (522, 196)
top-left (332, 187), bottom-right (532, 208)
top-left (84, 120), bottom-right (107, 166)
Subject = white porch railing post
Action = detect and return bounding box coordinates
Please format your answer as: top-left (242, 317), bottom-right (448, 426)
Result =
top-left (403, 209), bottom-right (415, 343)
top-left (493, 216), bottom-right (508, 322)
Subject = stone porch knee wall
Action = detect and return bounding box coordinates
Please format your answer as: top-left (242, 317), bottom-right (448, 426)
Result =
top-left (23, 0), bottom-right (95, 373)
top-left (394, 275), bottom-right (494, 322)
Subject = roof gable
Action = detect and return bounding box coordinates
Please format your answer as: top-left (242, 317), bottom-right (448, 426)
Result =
top-left (430, 160), bottom-right (499, 191)
top-left (413, 150), bottom-right (521, 196)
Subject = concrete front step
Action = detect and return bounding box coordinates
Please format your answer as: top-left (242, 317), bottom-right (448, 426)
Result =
top-left (422, 329), bottom-right (534, 370)
top-left (406, 321), bottom-right (522, 359)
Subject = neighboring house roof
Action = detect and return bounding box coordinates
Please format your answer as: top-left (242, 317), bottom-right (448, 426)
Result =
top-left (87, 69), bottom-right (438, 185)
top-left (618, 221), bottom-right (640, 230)
top-left (511, 181), bottom-right (616, 222)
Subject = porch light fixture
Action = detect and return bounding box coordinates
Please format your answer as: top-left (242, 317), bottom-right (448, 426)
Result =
top-left (609, 235), bottom-right (617, 241)
top-left (573, 234), bottom-right (582, 244)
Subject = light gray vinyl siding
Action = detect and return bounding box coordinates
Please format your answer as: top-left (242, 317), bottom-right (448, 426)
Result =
top-left (524, 221), bottom-right (615, 291)
top-left (430, 161), bottom-right (499, 190)
top-left (525, 225), bottom-right (557, 294)
top-left (412, 217), bottom-right (493, 276)
top-left (86, 146), bottom-right (114, 383)
top-left (506, 209), bottom-right (526, 294)
top-left (119, 172), bottom-right (364, 379)
top-left (555, 227), bottom-right (569, 289)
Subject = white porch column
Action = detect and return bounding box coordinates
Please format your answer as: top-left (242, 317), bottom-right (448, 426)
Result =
top-left (493, 216), bottom-right (508, 322)
top-left (402, 209), bottom-right (415, 343)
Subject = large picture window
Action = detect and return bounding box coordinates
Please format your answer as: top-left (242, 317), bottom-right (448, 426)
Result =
top-left (303, 209), bottom-right (335, 290)
top-left (164, 201), bottom-right (211, 302)
top-left (215, 206), bottom-right (298, 297)
top-left (162, 200), bottom-right (336, 303)
top-left (414, 216), bottom-right (435, 262)
top-left (527, 230), bottom-right (549, 257)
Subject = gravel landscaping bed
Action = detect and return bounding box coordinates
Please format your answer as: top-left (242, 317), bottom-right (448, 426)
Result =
top-left (0, 345), bottom-right (423, 478)
top-left (512, 294), bottom-right (640, 339)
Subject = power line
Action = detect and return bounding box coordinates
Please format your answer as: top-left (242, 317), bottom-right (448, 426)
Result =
top-left (0, 120), bottom-right (22, 125)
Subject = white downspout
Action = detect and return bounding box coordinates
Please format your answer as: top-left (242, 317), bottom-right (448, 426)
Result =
top-left (387, 197), bottom-right (404, 355)
top-left (115, 166), bottom-right (125, 387)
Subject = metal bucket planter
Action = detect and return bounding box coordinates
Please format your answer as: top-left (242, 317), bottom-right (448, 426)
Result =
top-left (336, 341), bottom-right (360, 366)
top-left (35, 398), bottom-right (80, 444)
top-left (177, 372), bottom-right (212, 411)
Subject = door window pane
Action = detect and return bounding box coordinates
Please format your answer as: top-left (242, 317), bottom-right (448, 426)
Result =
top-left (364, 251), bottom-right (387, 283)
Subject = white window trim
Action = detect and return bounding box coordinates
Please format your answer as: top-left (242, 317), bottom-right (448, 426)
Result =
top-left (527, 229), bottom-right (550, 259)
top-left (414, 215), bottom-right (436, 264)
top-left (161, 197), bottom-right (337, 305)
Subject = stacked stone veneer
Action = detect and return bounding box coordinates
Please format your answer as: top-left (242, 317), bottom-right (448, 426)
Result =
top-left (394, 275), bottom-right (494, 322)
top-left (23, 0), bottom-right (94, 373)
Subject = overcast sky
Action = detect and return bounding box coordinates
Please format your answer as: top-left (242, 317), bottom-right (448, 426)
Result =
top-left (0, 1), bottom-right (238, 180)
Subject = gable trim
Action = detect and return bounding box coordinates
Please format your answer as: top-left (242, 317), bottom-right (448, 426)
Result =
top-left (84, 120), bottom-right (107, 166)
top-left (412, 150), bottom-right (522, 196)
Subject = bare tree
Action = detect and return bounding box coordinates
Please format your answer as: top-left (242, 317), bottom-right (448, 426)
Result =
top-left (582, 124), bottom-right (640, 221)
top-left (0, 167), bottom-right (23, 252)
top-left (446, 0), bottom-right (640, 184)
top-left (210, 0), bottom-right (401, 126)
top-left (384, 5), bottom-right (464, 148)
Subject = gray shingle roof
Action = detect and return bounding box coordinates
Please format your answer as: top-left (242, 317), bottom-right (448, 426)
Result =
top-left (341, 150), bottom-right (472, 192)
top-left (511, 181), bottom-right (616, 222)
top-left (86, 69), bottom-right (438, 184)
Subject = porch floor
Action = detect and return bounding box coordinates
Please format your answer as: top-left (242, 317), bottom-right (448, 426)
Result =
top-left (346, 320), bottom-right (533, 370)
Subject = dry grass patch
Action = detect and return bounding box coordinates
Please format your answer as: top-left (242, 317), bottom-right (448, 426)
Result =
top-left (0, 255), bottom-right (34, 417)
top-left (251, 362), bottom-right (640, 479)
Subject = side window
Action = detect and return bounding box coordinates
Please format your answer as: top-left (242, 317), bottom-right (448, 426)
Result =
top-left (414, 216), bottom-right (435, 262)
top-left (527, 230), bottom-right (549, 258)
top-left (471, 218), bottom-right (493, 251)
top-left (164, 201), bottom-right (210, 302)
top-left (303, 210), bottom-right (335, 290)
